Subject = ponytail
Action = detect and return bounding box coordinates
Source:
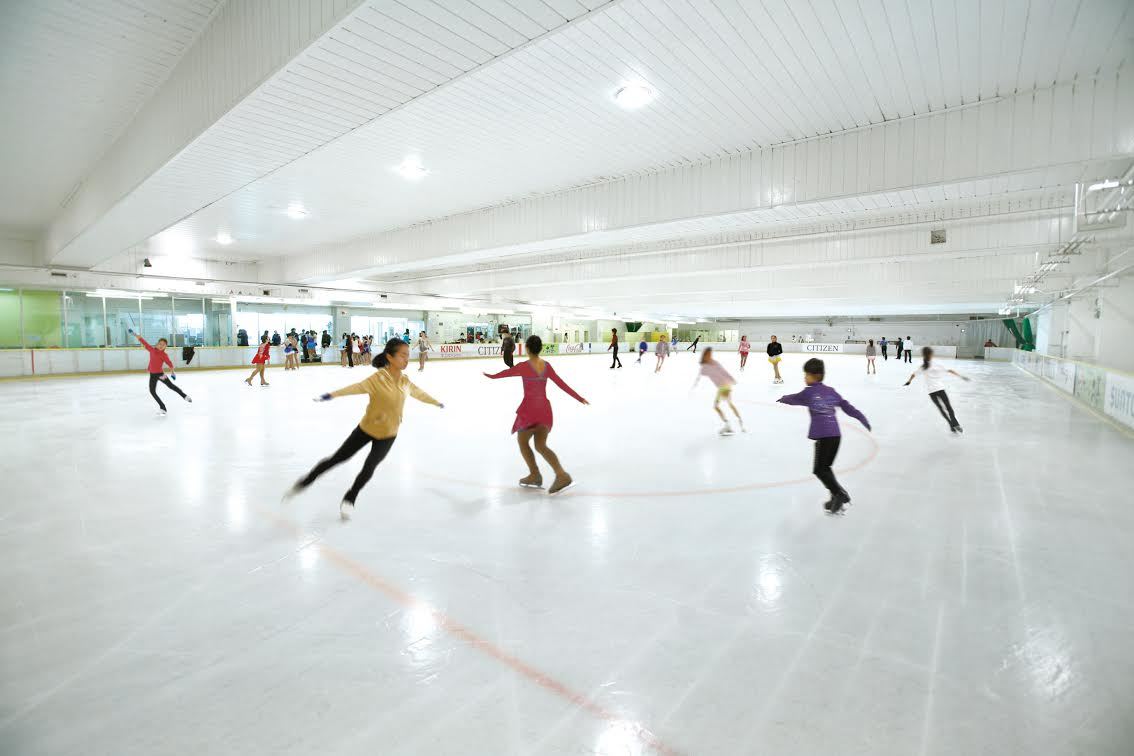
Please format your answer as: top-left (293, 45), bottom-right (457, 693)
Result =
top-left (372, 337), bottom-right (407, 368)
top-left (921, 346), bottom-right (933, 370)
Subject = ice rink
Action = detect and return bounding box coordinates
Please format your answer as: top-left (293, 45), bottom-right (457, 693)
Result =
top-left (2, 350), bottom-right (1133, 755)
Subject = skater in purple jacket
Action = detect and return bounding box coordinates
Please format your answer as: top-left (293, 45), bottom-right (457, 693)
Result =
top-left (777, 358), bottom-right (871, 514)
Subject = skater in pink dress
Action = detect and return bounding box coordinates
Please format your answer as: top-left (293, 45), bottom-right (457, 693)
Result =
top-left (484, 335), bottom-right (588, 494)
top-left (738, 335), bottom-right (751, 370)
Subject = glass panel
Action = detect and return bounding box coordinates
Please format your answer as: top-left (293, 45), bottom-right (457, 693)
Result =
top-left (236, 303), bottom-right (333, 346)
top-left (139, 295), bottom-right (173, 343)
top-left (209, 298), bottom-right (234, 346)
top-left (64, 292), bottom-right (109, 347)
top-left (104, 296), bottom-right (141, 347)
top-left (0, 289), bottom-right (20, 347)
top-left (172, 297), bottom-right (205, 346)
top-left (21, 290), bottom-right (64, 348)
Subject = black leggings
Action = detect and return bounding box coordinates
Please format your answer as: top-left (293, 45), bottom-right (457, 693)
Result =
top-left (148, 373), bottom-right (185, 411)
top-left (881, 345), bottom-right (888, 360)
top-left (903, 349), bottom-right (912, 363)
top-left (611, 349), bottom-right (621, 368)
top-left (812, 436), bottom-right (844, 496)
top-left (929, 390), bottom-right (960, 429)
top-left (503, 352), bottom-right (514, 368)
top-left (299, 426), bottom-right (395, 503)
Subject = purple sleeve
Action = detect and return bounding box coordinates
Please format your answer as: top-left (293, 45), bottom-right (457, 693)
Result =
top-left (838, 397), bottom-right (871, 430)
top-left (777, 390), bottom-right (808, 406)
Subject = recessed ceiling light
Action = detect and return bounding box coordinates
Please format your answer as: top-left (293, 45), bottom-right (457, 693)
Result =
top-left (216, 231), bottom-right (233, 245)
top-left (395, 157), bottom-right (429, 181)
top-left (614, 83), bottom-right (655, 109)
top-left (286, 203), bottom-right (309, 219)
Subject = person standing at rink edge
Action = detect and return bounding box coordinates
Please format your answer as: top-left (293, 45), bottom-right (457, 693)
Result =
top-left (132, 330), bottom-right (191, 415)
top-left (903, 336), bottom-right (914, 363)
top-left (879, 336), bottom-right (888, 360)
top-left (905, 347), bottom-right (970, 433)
top-left (288, 338), bottom-right (444, 518)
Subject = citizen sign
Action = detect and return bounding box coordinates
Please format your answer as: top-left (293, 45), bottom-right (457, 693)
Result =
top-left (803, 343), bottom-right (843, 353)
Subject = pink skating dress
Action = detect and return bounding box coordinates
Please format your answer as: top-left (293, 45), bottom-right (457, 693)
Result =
top-left (487, 361), bottom-right (586, 432)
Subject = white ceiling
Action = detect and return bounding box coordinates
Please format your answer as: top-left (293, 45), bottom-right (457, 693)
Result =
top-left (6, 0), bottom-right (1133, 321)
top-left (0, 0), bottom-right (222, 231)
top-left (139, 0), bottom-right (1133, 261)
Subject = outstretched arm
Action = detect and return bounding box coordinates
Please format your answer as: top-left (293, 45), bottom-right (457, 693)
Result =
top-left (483, 365), bottom-right (526, 379)
top-left (547, 364), bottom-right (588, 404)
top-left (407, 380), bottom-right (442, 407)
top-left (324, 374), bottom-right (376, 400)
top-left (903, 372), bottom-right (917, 386)
top-left (839, 398), bottom-right (871, 431)
top-left (776, 389), bottom-right (808, 406)
top-left (947, 369), bottom-right (971, 382)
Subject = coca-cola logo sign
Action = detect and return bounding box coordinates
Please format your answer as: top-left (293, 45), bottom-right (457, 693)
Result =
top-left (564, 344), bottom-right (584, 353)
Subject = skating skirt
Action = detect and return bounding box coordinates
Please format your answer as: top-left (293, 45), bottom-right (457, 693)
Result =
top-left (512, 398), bottom-right (553, 433)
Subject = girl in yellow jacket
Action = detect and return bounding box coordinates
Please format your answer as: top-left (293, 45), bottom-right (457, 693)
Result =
top-left (287, 338), bottom-right (443, 518)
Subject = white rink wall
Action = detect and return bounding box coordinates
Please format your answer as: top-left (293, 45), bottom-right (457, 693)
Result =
top-left (0, 340), bottom-right (962, 378)
top-left (1014, 349), bottom-right (1134, 431)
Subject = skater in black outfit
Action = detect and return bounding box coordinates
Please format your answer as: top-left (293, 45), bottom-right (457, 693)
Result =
top-left (879, 337), bottom-right (888, 360)
top-left (502, 331), bottom-right (516, 368)
top-left (686, 335), bottom-right (701, 352)
top-left (608, 328), bottom-right (622, 368)
top-left (904, 347), bottom-right (970, 433)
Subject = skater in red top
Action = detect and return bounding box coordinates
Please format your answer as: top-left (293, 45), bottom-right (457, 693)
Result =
top-left (484, 334), bottom-right (588, 494)
top-left (244, 334), bottom-right (271, 386)
top-left (131, 330), bottom-right (190, 415)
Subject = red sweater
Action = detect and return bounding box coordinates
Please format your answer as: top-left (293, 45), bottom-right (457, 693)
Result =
top-left (138, 336), bottom-right (173, 373)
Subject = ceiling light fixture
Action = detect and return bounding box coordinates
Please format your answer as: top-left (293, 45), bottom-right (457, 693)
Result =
top-left (286, 203), bottom-right (309, 219)
top-left (216, 232), bottom-right (233, 245)
top-left (1087, 179), bottom-right (1119, 192)
top-left (613, 82), bottom-right (655, 109)
top-left (395, 157), bottom-right (429, 181)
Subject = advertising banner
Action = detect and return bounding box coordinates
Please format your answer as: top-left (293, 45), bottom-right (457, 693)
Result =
top-left (802, 343), bottom-right (843, 354)
top-left (1104, 371), bottom-right (1134, 430)
top-left (1073, 363), bottom-right (1107, 413)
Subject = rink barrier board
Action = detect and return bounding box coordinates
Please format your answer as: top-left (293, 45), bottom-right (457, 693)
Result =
top-left (1013, 349), bottom-right (1134, 433)
top-left (0, 341), bottom-right (959, 379)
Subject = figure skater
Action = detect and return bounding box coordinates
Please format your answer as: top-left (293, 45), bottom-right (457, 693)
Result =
top-left (637, 338), bottom-right (648, 363)
top-left (777, 358), bottom-right (871, 514)
top-left (245, 334), bottom-right (271, 386)
top-left (608, 328), bottom-right (622, 369)
top-left (655, 335), bottom-right (670, 372)
top-left (416, 331), bottom-right (432, 371)
top-left (692, 347), bottom-right (745, 435)
top-left (904, 347), bottom-right (970, 433)
top-left (132, 331), bottom-right (190, 415)
top-left (865, 339), bottom-right (877, 374)
top-left (686, 335), bottom-right (701, 352)
top-left (766, 335), bottom-right (784, 383)
top-left (288, 338), bottom-right (443, 517)
top-left (739, 335), bottom-right (751, 370)
top-left (484, 335), bottom-right (588, 494)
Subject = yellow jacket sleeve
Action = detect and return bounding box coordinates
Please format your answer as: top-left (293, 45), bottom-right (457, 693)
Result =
top-left (407, 380), bottom-right (440, 406)
top-left (330, 375), bottom-right (376, 398)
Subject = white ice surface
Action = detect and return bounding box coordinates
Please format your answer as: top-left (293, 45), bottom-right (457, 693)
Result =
top-left (1, 351), bottom-right (1132, 755)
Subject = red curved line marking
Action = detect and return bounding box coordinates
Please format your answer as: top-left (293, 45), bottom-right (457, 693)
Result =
top-left (260, 510), bottom-right (681, 755)
top-left (421, 400), bottom-right (879, 499)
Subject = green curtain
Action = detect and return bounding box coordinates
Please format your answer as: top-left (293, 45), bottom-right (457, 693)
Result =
top-left (1002, 318), bottom-right (1035, 351)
